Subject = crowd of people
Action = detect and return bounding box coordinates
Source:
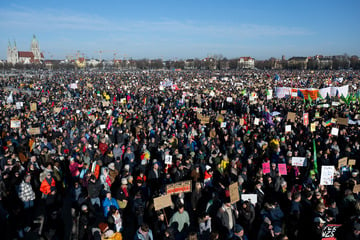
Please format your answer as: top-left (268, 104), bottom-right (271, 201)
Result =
top-left (0, 69), bottom-right (359, 240)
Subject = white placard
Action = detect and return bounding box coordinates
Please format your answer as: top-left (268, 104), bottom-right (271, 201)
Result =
top-left (291, 92), bottom-right (298, 97)
top-left (254, 118), bottom-right (260, 125)
top-left (332, 102), bottom-right (340, 106)
top-left (70, 83), bottom-right (78, 89)
top-left (16, 102), bottom-right (24, 109)
top-left (285, 125), bottom-right (291, 133)
top-left (165, 155), bottom-right (173, 165)
top-left (100, 124), bottom-right (106, 129)
top-left (221, 122), bottom-right (227, 128)
top-left (320, 165), bottom-right (335, 185)
top-left (241, 194), bottom-right (257, 205)
top-left (226, 97), bottom-right (233, 102)
top-left (331, 128), bottom-right (339, 136)
top-left (292, 157), bottom-right (307, 167)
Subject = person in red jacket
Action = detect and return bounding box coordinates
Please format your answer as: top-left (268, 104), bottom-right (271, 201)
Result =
top-left (40, 172), bottom-right (56, 197)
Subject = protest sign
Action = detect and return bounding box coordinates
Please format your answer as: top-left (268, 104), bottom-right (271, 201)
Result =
top-left (353, 184), bottom-right (360, 193)
top-left (10, 120), bottom-right (21, 128)
top-left (320, 166), bottom-right (335, 185)
top-left (331, 128), bottom-right (339, 136)
top-left (166, 180), bottom-right (192, 195)
top-left (311, 123), bottom-right (316, 132)
top-left (336, 118), bottom-right (348, 126)
top-left (165, 155), bottom-right (173, 165)
top-left (241, 194), bottom-right (257, 205)
top-left (285, 125), bottom-right (291, 133)
top-left (41, 97), bottom-right (47, 103)
top-left (28, 127), bottom-right (40, 135)
top-left (240, 118), bottom-right (244, 126)
top-left (278, 163), bottom-right (287, 175)
top-left (262, 162), bottom-right (270, 174)
top-left (287, 112), bottom-right (296, 122)
top-left (226, 97), bottom-right (233, 102)
top-left (315, 112), bottom-right (320, 118)
top-left (102, 101), bottom-right (110, 107)
top-left (338, 157), bottom-right (348, 169)
top-left (100, 124), bottom-right (106, 129)
top-left (30, 102), bottom-right (37, 112)
top-left (292, 157), bottom-right (307, 167)
top-left (221, 122), bottom-right (227, 128)
top-left (154, 194), bottom-right (172, 211)
top-left (254, 118), bottom-right (260, 125)
top-left (16, 102), bottom-right (23, 109)
top-left (348, 159), bottom-right (356, 166)
top-left (303, 113), bottom-right (309, 126)
top-left (229, 182), bottom-right (240, 204)
top-left (220, 110), bottom-right (227, 114)
top-left (322, 224), bottom-right (342, 240)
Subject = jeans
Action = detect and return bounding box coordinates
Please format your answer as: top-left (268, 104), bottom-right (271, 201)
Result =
top-left (24, 200), bottom-right (34, 209)
top-left (90, 197), bottom-right (101, 207)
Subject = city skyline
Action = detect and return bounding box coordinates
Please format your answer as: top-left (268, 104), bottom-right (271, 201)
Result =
top-left (1, 0), bottom-right (360, 60)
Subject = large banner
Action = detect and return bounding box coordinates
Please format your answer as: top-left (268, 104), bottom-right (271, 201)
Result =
top-left (276, 85), bottom-right (349, 99)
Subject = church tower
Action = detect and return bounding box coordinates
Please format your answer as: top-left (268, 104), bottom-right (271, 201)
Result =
top-left (31, 34), bottom-right (41, 61)
top-left (7, 40), bottom-right (12, 63)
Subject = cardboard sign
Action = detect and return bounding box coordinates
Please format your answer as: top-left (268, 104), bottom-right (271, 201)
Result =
top-left (338, 157), bottom-right (348, 169)
top-left (241, 194), bottom-right (257, 205)
top-left (311, 123), bottom-right (316, 132)
top-left (30, 102), bottom-right (37, 112)
top-left (28, 127), bottom-right (40, 135)
top-left (331, 128), bottom-right (339, 136)
top-left (303, 113), bottom-right (309, 126)
top-left (278, 163), bottom-right (287, 175)
top-left (262, 162), bottom-right (270, 174)
top-left (102, 101), bottom-right (110, 107)
top-left (229, 182), bottom-right (240, 204)
top-left (287, 112), bottom-right (296, 122)
top-left (336, 118), bottom-right (348, 126)
top-left (322, 224), bottom-right (342, 240)
top-left (154, 194), bottom-right (172, 211)
top-left (292, 157), bottom-right (307, 167)
top-left (166, 180), bottom-right (192, 195)
top-left (200, 116), bottom-right (210, 124)
top-left (348, 159), bottom-right (356, 166)
top-left (320, 165), bottom-right (335, 185)
top-left (10, 120), bottom-right (21, 128)
top-left (165, 155), bottom-right (173, 165)
top-left (285, 125), bottom-right (292, 133)
top-left (353, 184), bottom-right (360, 193)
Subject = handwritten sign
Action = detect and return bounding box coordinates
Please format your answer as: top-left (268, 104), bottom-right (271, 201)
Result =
top-left (30, 102), bottom-right (37, 112)
top-left (322, 224), bottom-right (341, 240)
top-left (285, 125), bottom-right (292, 133)
top-left (287, 112), bottom-right (296, 122)
top-left (292, 157), bottom-right (307, 167)
top-left (10, 120), bottom-right (21, 128)
top-left (54, 107), bottom-right (62, 114)
top-left (241, 194), bottom-right (257, 205)
top-left (336, 118), bottom-right (348, 126)
top-left (353, 184), bottom-right (360, 193)
top-left (278, 163), bottom-right (287, 175)
top-left (320, 166), bottom-right (335, 185)
top-left (28, 127), bottom-right (40, 135)
top-left (229, 182), bottom-right (240, 204)
top-left (348, 159), bottom-right (356, 166)
top-left (262, 162), bottom-right (270, 174)
top-left (102, 101), bottom-right (110, 107)
top-left (338, 157), bottom-right (348, 169)
top-left (331, 128), bottom-right (339, 136)
top-left (154, 194), bottom-right (172, 211)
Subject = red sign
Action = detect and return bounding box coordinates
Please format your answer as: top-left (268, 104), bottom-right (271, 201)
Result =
top-left (303, 113), bottom-right (309, 126)
top-left (262, 162), bottom-right (270, 174)
top-left (278, 163), bottom-right (287, 175)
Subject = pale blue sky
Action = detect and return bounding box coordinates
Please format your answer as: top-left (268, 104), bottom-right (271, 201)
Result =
top-left (1, 0), bottom-right (359, 60)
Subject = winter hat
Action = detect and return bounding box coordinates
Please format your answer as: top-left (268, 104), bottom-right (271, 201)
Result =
top-left (98, 222), bottom-right (109, 233)
top-left (234, 224), bottom-right (243, 233)
top-left (108, 162), bottom-right (115, 171)
top-left (121, 178), bottom-right (128, 185)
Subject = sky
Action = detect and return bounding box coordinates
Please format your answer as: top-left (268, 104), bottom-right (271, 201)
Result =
top-left (1, 0), bottom-right (359, 60)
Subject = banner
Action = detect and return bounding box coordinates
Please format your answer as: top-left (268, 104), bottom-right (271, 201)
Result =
top-left (166, 180), bottom-right (192, 195)
top-left (322, 224), bottom-right (341, 240)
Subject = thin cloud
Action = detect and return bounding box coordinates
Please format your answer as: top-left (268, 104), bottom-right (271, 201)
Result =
top-left (0, 6), bottom-right (313, 37)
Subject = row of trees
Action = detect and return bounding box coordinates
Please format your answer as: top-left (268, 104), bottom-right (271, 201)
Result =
top-left (2, 55), bottom-right (360, 71)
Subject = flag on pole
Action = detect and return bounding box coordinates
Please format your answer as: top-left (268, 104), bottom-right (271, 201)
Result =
top-left (313, 139), bottom-right (318, 174)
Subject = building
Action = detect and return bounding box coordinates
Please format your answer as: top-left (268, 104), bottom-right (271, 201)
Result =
top-left (7, 35), bottom-right (44, 65)
top-left (238, 57), bottom-right (255, 69)
top-left (288, 57), bottom-right (308, 69)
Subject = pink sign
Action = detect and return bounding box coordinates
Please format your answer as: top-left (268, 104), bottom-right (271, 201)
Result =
top-left (278, 163), bottom-right (287, 175)
top-left (262, 162), bottom-right (270, 174)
